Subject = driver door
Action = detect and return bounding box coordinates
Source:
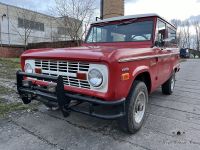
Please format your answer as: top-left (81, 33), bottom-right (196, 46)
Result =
top-left (154, 19), bottom-right (172, 85)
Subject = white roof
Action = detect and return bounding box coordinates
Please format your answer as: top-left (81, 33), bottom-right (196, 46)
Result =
top-left (92, 13), bottom-right (176, 28)
top-left (93, 13), bottom-right (159, 24)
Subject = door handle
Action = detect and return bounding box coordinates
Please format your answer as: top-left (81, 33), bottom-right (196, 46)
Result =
top-left (155, 57), bottom-right (159, 62)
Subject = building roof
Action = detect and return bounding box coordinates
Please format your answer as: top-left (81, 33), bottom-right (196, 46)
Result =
top-left (0, 2), bottom-right (82, 23)
top-left (0, 2), bottom-right (55, 19)
top-left (93, 13), bottom-right (176, 29)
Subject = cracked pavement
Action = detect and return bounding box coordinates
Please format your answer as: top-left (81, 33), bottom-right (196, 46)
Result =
top-left (1, 59), bottom-right (200, 150)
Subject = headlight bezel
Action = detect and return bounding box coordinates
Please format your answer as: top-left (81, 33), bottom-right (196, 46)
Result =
top-left (24, 63), bottom-right (33, 73)
top-left (87, 64), bottom-right (108, 92)
top-left (88, 68), bottom-right (103, 87)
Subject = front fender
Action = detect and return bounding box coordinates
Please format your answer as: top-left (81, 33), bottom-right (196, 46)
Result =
top-left (132, 65), bottom-right (150, 79)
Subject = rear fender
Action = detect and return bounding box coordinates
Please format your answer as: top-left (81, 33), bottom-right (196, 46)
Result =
top-left (173, 63), bottom-right (180, 73)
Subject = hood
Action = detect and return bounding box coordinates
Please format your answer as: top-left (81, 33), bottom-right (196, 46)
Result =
top-left (22, 46), bottom-right (117, 62)
top-left (21, 44), bottom-right (153, 63)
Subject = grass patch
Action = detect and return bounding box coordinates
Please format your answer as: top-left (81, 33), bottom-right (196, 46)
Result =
top-left (0, 58), bottom-right (40, 118)
top-left (0, 101), bottom-right (40, 118)
top-left (0, 58), bottom-right (20, 79)
top-left (0, 85), bottom-right (15, 95)
top-left (0, 58), bottom-right (20, 68)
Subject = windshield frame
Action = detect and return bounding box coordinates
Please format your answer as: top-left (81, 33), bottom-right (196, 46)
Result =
top-left (85, 18), bottom-right (155, 44)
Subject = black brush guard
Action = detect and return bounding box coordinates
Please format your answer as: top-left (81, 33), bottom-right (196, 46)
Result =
top-left (16, 71), bottom-right (126, 120)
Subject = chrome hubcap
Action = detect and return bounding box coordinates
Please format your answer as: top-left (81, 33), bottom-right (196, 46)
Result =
top-left (134, 91), bottom-right (146, 124)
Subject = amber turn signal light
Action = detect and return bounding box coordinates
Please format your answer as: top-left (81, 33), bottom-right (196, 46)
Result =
top-left (121, 73), bottom-right (130, 80)
top-left (35, 68), bottom-right (42, 74)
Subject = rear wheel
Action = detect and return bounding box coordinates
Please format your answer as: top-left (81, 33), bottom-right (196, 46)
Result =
top-left (118, 81), bottom-right (148, 134)
top-left (162, 72), bottom-right (175, 95)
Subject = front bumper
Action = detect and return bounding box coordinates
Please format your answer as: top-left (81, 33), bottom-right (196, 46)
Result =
top-left (16, 71), bottom-right (126, 120)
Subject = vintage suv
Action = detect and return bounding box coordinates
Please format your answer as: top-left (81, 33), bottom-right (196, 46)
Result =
top-left (17, 14), bottom-right (180, 134)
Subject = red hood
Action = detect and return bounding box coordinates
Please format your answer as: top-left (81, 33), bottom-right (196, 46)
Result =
top-left (21, 44), bottom-right (153, 63)
top-left (22, 46), bottom-right (116, 62)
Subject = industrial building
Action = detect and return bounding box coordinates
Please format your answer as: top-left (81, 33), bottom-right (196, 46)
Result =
top-left (0, 2), bottom-right (79, 46)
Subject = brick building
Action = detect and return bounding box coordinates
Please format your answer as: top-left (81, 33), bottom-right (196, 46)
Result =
top-left (101, 0), bottom-right (124, 19)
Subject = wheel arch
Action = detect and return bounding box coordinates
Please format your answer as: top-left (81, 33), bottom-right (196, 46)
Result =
top-left (131, 66), bottom-right (152, 94)
top-left (173, 63), bottom-right (180, 73)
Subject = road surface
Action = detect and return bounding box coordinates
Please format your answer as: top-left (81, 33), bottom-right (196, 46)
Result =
top-left (0, 59), bottom-right (200, 150)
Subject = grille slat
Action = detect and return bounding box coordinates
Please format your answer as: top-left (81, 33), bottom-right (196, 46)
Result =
top-left (35, 60), bottom-right (90, 89)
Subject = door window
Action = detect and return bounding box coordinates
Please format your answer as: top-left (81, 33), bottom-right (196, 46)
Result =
top-left (156, 20), bottom-right (166, 43)
top-left (167, 27), bottom-right (177, 46)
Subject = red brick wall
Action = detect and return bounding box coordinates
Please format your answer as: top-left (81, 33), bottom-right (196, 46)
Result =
top-left (0, 47), bottom-right (24, 58)
top-left (27, 40), bottom-right (80, 49)
top-left (0, 41), bottom-right (81, 58)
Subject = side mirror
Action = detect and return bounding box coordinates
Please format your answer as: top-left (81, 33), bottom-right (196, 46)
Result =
top-left (170, 39), bottom-right (178, 45)
top-left (164, 38), bottom-right (178, 46)
top-left (155, 41), bottom-right (159, 47)
top-left (154, 40), bottom-right (165, 47)
top-left (155, 38), bottom-right (178, 47)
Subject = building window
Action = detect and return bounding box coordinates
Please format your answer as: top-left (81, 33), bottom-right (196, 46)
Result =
top-left (18, 18), bottom-right (44, 31)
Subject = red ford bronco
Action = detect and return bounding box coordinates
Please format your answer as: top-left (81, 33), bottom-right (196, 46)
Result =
top-left (17, 14), bottom-right (180, 134)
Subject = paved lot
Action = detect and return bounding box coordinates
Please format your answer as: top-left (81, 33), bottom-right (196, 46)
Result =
top-left (1, 59), bottom-right (200, 150)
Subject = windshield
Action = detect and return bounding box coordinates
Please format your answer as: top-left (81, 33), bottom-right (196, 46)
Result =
top-left (86, 20), bottom-right (154, 43)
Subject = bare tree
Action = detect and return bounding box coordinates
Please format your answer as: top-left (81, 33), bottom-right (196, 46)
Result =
top-left (182, 21), bottom-right (191, 48)
top-left (171, 19), bottom-right (184, 48)
top-left (52, 0), bottom-right (96, 45)
top-left (10, 8), bottom-right (38, 50)
top-left (192, 20), bottom-right (200, 51)
top-left (52, 30), bottom-right (62, 42)
top-left (171, 19), bottom-right (181, 28)
top-left (171, 20), bottom-right (192, 49)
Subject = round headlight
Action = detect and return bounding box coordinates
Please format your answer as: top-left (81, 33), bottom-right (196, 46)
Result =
top-left (88, 69), bottom-right (103, 87)
top-left (24, 63), bottom-right (33, 73)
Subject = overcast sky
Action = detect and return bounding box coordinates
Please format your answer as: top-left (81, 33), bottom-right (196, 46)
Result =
top-left (0, 0), bottom-right (200, 21)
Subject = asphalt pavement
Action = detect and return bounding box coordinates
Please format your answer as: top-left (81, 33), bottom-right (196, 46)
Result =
top-left (0, 59), bottom-right (200, 150)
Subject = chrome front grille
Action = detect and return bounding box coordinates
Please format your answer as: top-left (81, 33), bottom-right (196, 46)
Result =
top-left (35, 60), bottom-right (90, 89)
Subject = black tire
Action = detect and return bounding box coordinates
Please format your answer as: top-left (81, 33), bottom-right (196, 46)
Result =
top-left (162, 72), bottom-right (175, 95)
top-left (118, 81), bottom-right (148, 134)
top-left (43, 103), bottom-right (54, 108)
top-left (43, 102), bottom-right (58, 110)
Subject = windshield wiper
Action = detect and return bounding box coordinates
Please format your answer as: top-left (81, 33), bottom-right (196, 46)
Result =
top-left (117, 18), bottom-right (138, 26)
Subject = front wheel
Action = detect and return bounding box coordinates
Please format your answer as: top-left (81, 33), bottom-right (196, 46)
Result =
top-left (162, 72), bottom-right (175, 95)
top-left (118, 81), bottom-right (148, 134)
